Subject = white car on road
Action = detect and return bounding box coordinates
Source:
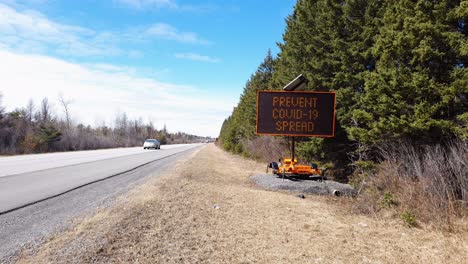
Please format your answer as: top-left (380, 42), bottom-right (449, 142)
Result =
top-left (143, 139), bottom-right (160, 149)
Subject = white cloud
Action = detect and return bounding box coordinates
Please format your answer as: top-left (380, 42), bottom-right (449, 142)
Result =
top-left (115, 0), bottom-right (176, 9)
top-left (0, 3), bottom-right (211, 58)
top-left (0, 49), bottom-right (235, 137)
top-left (145, 23), bottom-right (210, 45)
top-left (0, 3), bottom-right (121, 57)
top-left (128, 49), bottom-right (144, 58)
top-left (175, 52), bottom-right (220, 63)
top-left (114, 0), bottom-right (216, 13)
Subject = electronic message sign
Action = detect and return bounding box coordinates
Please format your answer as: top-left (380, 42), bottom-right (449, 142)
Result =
top-left (256, 91), bottom-right (336, 137)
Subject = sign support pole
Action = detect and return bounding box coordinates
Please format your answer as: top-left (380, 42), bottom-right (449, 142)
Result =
top-left (291, 136), bottom-right (295, 162)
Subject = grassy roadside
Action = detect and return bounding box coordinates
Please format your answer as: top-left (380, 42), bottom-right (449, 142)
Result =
top-left (18, 144), bottom-right (467, 263)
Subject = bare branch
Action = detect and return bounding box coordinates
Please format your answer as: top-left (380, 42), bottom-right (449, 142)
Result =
top-left (58, 93), bottom-right (73, 130)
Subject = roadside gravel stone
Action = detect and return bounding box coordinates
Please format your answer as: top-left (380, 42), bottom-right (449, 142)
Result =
top-left (251, 174), bottom-right (356, 197)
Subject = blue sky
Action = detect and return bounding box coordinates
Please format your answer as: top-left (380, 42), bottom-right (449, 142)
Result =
top-left (0, 0), bottom-right (295, 137)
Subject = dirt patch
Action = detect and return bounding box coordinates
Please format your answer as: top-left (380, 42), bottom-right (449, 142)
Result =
top-left (17, 144), bottom-right (468, 263)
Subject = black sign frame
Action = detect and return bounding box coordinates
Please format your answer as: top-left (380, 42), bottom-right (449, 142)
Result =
top-left (256, 90), bottom-right (336, 137)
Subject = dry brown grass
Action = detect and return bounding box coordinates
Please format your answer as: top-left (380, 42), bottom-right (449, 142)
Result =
top-left (17, 144), bottom-right (468, 264)
top-left (353, 140), bottom-right (468, 231)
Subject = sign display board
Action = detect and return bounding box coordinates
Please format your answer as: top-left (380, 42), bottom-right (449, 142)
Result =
top-left (256, 91), bottom-right (336, 137)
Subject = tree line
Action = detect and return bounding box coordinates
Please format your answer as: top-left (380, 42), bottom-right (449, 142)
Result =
top-left (0, 94), bottom-right (210, 155)
top-left (220, 0), bottom-right (466, 169)
top-left (218, 0), bottom-right (467, 227)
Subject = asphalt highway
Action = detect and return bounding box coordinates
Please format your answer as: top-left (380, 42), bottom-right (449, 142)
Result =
top-left (0, 144), bottom-right (202, 262)
top-left (0, 144), bottom-right (200, 213)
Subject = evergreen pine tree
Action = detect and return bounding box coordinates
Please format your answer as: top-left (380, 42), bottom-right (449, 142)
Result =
top-left (349, 0), bottom-right (468, 146)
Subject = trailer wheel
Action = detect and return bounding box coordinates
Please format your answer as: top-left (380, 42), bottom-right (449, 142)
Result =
top-left (270, 162), bottom-right (279, 170)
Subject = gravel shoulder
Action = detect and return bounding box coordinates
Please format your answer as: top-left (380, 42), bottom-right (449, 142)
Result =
top-left (16, 144), bottom-right (468, 264)
top-left (251, 174), bottom-right (356, 196)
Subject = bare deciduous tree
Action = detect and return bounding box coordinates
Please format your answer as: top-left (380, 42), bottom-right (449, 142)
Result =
top-left (40, 98), bottom-right (52, 123)
top-left (26, 99), bottom-right (34, 125)
top-left (58, 93), bottom-right (73, 130)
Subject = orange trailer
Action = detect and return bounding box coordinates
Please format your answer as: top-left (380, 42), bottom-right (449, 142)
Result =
top-left (268, 158), bottom-right (321, 178)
